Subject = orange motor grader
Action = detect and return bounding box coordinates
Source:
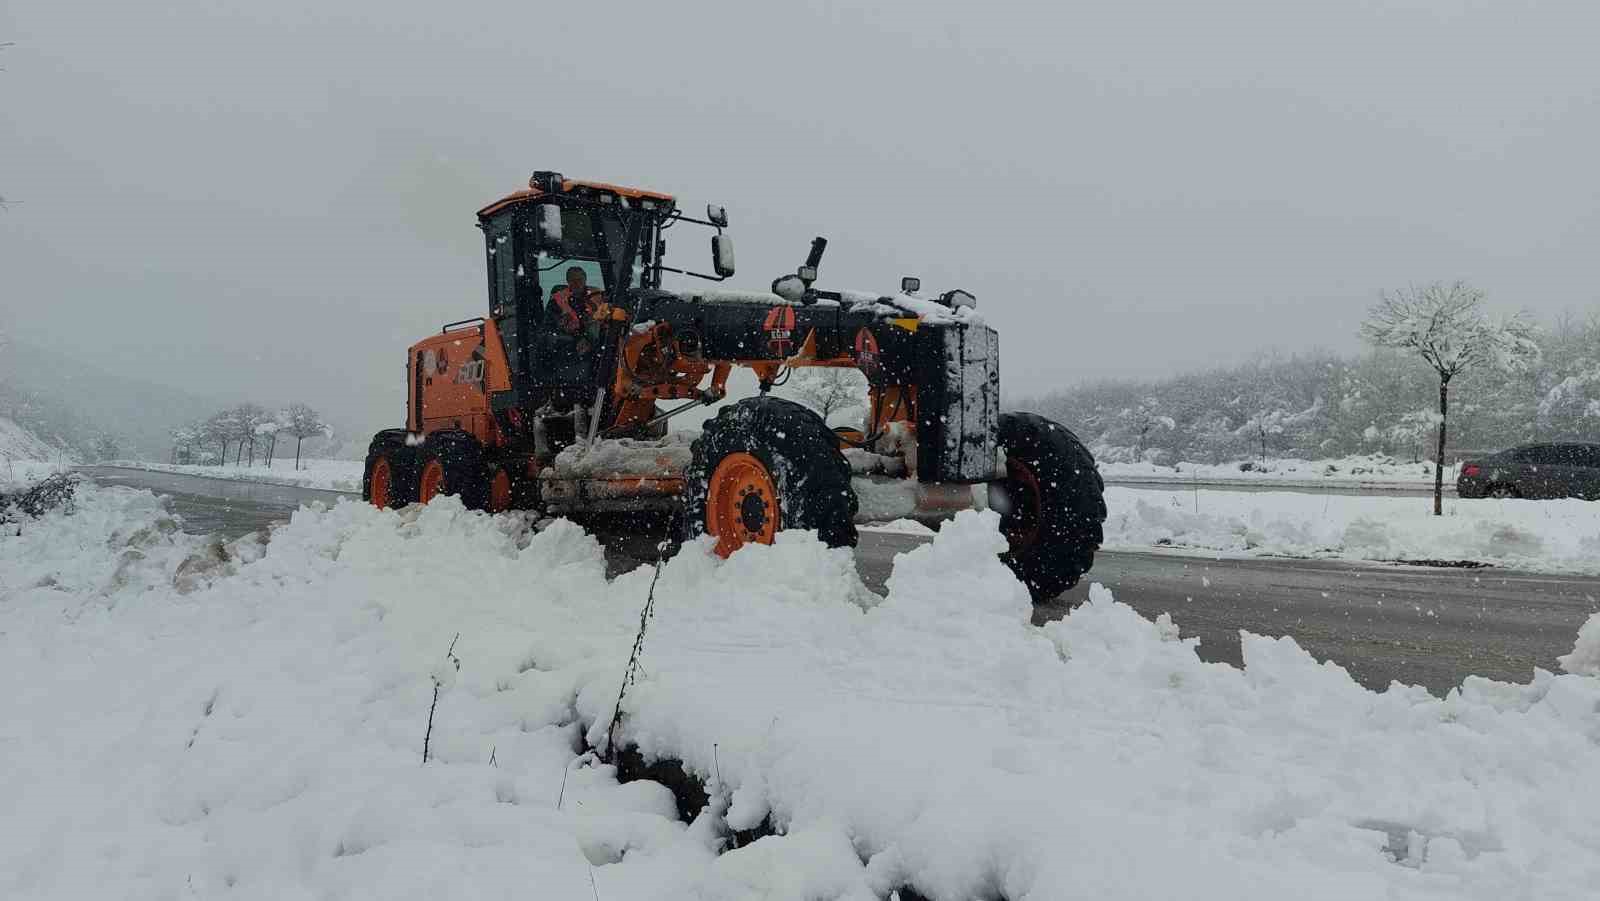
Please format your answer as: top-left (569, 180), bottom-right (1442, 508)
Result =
top-left (363, 171), bottom-right (1106, 601)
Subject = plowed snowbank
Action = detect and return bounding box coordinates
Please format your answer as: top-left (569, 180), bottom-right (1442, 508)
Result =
top-left (1104, 485), bottom-right (1600, 573)
top-left (4, 485), bottom-right (1599, 899)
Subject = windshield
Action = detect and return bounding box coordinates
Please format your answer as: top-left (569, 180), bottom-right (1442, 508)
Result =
top-left (531, 204), bottom-right (642, 293)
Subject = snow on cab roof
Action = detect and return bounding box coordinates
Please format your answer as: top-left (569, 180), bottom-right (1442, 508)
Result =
top-left (476, 178), bottom-right (676, 218)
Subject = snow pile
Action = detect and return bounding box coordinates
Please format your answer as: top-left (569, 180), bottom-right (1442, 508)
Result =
top-left (1104, 486), bottom-right (1600, 573)
top-left (1558, 614), bottom-right (1600, 677)
top-left (108, 458), bottom-right (364, 492)
top-left (1099, 453), bottom-right (1453, 489)
top-left (5, 486), bottom-right (1600, 899)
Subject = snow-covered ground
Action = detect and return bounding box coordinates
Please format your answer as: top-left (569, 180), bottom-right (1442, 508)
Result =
top-left (4, 483), bottom-right (1600, 899)
top-left (1099, 453), bottom-right (1453, 490)
top-left (107, 458), bottom-right (364, 492)
top-left (1104, 485), bottom-right (1600, 574)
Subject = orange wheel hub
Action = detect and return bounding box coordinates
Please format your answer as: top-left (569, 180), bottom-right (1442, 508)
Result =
top-left (488, 469), bottom-right (512, 513)
top-left (370, 457), bottom-right (392, 509)
top-left (706, 452), bottom-right (779, 557)
top-left (418, 458), bottom-right (445, 504)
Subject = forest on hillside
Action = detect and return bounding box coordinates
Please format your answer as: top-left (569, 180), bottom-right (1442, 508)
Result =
top-left (1023, 312), bottom-right (1600, 466)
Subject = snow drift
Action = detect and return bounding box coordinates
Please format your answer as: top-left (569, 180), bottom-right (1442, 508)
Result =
top-left (4, 484), bottom-right (1600, 900)
top-left (1103, 485), bottom-right (1600, 574)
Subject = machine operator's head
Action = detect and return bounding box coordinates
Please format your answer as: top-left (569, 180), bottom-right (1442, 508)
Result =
top-left (565, 266), bottom-right (587, 293)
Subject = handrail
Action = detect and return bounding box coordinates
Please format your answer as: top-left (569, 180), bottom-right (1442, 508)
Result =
top-left (441, 317), bottom-right (485, 333)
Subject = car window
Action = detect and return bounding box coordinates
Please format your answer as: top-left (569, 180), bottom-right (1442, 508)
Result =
top-left (1575, 445), bottom-right (1600, 469)
top-left (1515, 446), bottom-right (1555, 464)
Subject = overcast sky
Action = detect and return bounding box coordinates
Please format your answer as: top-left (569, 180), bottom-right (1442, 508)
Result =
top-left (3, 0), bottom-right (1597, 433)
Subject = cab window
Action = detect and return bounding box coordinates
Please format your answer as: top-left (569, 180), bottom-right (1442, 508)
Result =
top-left (523, 204), bottom-right (642, 303)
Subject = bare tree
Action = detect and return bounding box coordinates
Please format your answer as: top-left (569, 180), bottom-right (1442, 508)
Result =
top-left (279, 403), bottom-right (328, 470)
top-left (779, 369), bottom-right (868, 426)
top-left (1362, 282), bottom-right (1540, 514)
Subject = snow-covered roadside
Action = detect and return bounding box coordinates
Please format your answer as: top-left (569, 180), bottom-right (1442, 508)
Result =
top-left (1100, 454), bottom-right (1454, 491)
top-left (5, 484), bottom-right (1600, 899)
top-left (1104, 485), bottom-right (1600, 574)
top-left (105, 458), bottom-right (364, 492)
top-left (1, 458), bottom-right (73, 492)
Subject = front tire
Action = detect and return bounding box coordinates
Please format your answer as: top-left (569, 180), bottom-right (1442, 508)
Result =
top-left (989, 412), bottom-right (1106, 603)
top-left (683, 396), bottom-right (858, 555)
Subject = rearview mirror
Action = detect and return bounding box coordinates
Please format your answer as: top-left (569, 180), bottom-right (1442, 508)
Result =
top-left (540, 204), bottom-right (563, 241)
top-left (771, 274), bottom-right (806, 302)
top-left (707, 204), bottom-right (729, 228)
top-left (711, 234), bottom-right (736, 278)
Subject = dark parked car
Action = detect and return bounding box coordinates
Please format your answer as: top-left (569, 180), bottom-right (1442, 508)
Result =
top-left (1457, 443), bottom-right (1600, 500)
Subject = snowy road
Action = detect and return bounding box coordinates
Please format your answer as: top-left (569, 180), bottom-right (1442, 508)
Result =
top-left (80, 465), bottom-right (1599, 694)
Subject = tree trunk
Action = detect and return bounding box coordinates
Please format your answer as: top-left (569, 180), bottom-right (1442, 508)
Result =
top-left (1433, 376), bottom-right (1450, 517)
top-left (295, 436), bottom-right (303, 471)
top-left (266, 434), bottom-right (276, 468)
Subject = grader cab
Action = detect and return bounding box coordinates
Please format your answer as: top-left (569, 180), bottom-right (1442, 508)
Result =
top-left (363, 170), bottom-right (1106, 601)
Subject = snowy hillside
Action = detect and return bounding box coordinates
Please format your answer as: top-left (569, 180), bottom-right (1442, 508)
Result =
top-left (0, 415), bottom-right (64, 463)
top-left (0, 415), bottom-right (74, 489)
top-left (4, 485), bottom-right (1599, 899)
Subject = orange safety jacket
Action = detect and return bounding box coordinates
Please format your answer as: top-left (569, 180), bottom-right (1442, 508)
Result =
top-left (551, 286), bottom-right (603, 334)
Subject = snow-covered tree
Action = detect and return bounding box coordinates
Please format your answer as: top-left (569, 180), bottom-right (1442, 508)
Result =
top-left (1361, 282), bottom-right (1540, 514)
top-left (89, 434), bottom-right (120, 462)
top-left (1115, 399), bottom-right (1175, 462)
top-left (168, 423), bottom-right (202, 464)
top-left (255, 419), bottom-right (281, 468)
top-left (201, 411), bottom-right (236, 465)
top-left (226, 404), bottom-right (273, 466)
top-left (279, 403), bottom-right (329, 470)
top-left (779, 369), bottom-right (868, 427)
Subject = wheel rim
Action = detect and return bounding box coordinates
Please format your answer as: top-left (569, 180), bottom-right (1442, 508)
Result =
top-left (706, 452), bottom-right (779, 557)
top-left (996, 457), bottom-right (1043, 553)
top-left (488, 469), bottom-right (512, 512)
top-left (1490, 486), bottom-right (1516, 499)
top-left (418, 459), bottom-right (445, 503)
top-left (370, 457), bottom-right (392, 509)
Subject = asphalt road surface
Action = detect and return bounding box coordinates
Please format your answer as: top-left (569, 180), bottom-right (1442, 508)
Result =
top-left (79, 466), bottom-right (1597, 695)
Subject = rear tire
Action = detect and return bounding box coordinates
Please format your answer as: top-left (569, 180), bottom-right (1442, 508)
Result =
top-left (415, 431), bottom-right (490, 509)
top-left (364, 430), bottom-right (418, 509)
top-left (990, 412), bottom-right (1106, 603)
top-left (683, 396), bottom-right (858, 555)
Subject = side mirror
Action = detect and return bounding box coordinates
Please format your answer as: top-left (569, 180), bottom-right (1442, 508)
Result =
top-left (942, 289), bottom-right (977, 309)
top-left (900, 276), bottom-right (921, 294)
top-left (797, 265), bottom-right (818, 285)
top-left (711, 234), bottom-right (736, 278)
top-left (706, 204), bottom-right (729, 228)
top-left (771, 274), bottom-right (806, 303)
top-left (540, 204), bottom-right (563, 241)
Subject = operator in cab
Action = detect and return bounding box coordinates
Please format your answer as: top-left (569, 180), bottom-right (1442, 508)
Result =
top-left (551, 266), bottom-right (605, 353)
